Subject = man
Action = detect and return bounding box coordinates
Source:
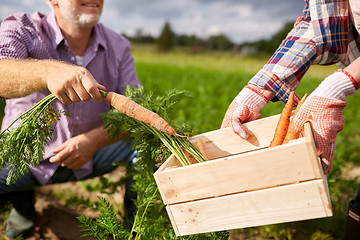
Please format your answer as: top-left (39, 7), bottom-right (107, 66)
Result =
top-left (222, 0), bottom-right (360, 238)
top-left (0, 0), bottom-right (140, 238)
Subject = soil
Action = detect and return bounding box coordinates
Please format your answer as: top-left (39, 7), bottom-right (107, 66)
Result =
top-left (0, 169), bottom-right (126, 240)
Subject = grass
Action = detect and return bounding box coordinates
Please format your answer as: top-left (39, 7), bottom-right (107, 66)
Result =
top-left (131, 44), bottom-right (339, 134)
top-left (131, 43), bottom-right (339, 79)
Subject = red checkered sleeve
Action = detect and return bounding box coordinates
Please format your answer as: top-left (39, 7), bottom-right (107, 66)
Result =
top-left (249, 0), bottom-right (350, 105)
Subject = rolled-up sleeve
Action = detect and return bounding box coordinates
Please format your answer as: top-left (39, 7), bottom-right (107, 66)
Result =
top-left (0, 13), bottom-right (33, 59)
top-left (117, 41), bottom-right (141, 94)
top-left (249, 0), bottom-right (349, 104)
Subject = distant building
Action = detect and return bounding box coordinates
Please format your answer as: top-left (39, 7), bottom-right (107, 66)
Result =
top-left (240, 46), bottom-right (258, 55)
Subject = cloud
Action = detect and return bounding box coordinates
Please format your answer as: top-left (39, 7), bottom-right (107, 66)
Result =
top-left (1, 0), bottom-right (306, 44)
top-left (102, 0), bottom-right (305, 43)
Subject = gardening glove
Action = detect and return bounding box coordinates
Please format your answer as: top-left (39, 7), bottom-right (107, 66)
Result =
top-left (292, 70), bottom-right (358, 174)
top-left (221, 85), bottom-right (269, 139)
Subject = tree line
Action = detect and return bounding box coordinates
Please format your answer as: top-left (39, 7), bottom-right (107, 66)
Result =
top-left (124, 21), bottom-right (294, 54)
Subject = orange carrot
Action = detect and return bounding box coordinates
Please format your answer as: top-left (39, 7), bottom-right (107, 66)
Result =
top-left (105, 91), bottom-right (176, 135)
top-left (269, 91), bottom-right (295, 147)
top-left (283, 93), bottom-right (308, 144)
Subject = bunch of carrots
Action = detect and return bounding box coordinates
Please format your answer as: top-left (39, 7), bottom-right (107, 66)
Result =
top-left (269, 92), bottom-right (308, 147)
top-left (103, 89), bottom-right (207, 166)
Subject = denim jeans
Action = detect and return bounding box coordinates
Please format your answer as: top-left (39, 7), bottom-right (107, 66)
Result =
top-left (0, 138), bottom-right (137, 220)
top-left (0, 138), bottom-right (137, 238)
top-left (0, 138), bottom-right (135, 194)
top-left (354, 183), bottom-right (360, 212)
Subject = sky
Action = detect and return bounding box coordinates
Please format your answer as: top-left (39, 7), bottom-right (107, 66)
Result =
top-left (0, 0), bottom-right (305, 44)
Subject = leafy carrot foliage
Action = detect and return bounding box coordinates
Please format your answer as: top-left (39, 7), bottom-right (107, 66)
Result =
top-left (0, 94), bottom-right (63, 184)
top-left (77, 86), bottom-right (229, 239)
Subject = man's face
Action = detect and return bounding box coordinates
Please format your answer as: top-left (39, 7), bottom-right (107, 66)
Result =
top-left (55, 0), bottom-right (104, 28)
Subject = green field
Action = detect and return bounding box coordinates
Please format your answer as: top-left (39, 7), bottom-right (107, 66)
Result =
top-left (1, 44), bottom-right (359, 239)
top-left (131, 44), bottom-right (338, 134)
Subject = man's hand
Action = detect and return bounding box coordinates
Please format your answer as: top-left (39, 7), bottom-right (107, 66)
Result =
top-left (48, 127), bottom-right (129, 169)
top-left (221, 85), bottom-right (270, 139)
top-left (49, 133), bottom-right (97, 169)
top-left (45, 61), bottom-right (105, 104)
top-left (293, 70), bottom-right (357, 174)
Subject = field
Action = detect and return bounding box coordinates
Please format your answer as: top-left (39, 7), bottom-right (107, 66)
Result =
top-left (132, 44), bottom-right (333, 133)
top-left (1, 44), bottom-right (360, 239)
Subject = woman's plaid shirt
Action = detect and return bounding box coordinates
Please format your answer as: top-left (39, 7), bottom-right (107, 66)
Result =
top-left (249, 0), bottom-right (360, 104)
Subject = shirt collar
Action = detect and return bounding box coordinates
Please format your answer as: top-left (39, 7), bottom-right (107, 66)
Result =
top-left (46, 11), bottom-right (107, 52)
top-left (92, 23), bottom-right (107, 52)
top-left (46, 11), bottom-right (64, 48)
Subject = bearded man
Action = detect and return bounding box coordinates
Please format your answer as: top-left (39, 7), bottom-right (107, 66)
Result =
top-left (0, 1), bottom-right (140, 238)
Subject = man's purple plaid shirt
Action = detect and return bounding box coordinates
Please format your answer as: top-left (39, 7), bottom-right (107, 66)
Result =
top-left (249, 0), bottom-right (360, 104)
top-left (0, 11), bottom-right (140, 185)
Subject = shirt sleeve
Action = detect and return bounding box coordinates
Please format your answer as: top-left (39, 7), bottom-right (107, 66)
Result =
top-left (0, 13), bottom-right (33, 59)
top-left (116, 41), bottom-right (141, 94)
top-left (249, 0), bottom-right (349, 104)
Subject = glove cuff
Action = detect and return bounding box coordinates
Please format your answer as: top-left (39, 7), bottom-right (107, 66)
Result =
top-left (235, 86), bottom-right (268, 112)
top-left (316, 70), bottom-right (357, 101)
top-left (338, 69), bottom-right (359, 90)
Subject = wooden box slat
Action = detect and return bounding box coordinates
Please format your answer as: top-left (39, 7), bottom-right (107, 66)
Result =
top-left (166, 180), bottom-right (332, 236)
top-left (156, 137), bottom-right (318, 205)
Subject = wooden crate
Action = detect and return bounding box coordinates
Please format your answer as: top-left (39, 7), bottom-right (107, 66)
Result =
top-left (154, 114), bottom-right (332, 236)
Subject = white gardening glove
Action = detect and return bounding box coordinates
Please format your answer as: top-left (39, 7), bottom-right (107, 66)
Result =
top-left (293, 70), bottom-right (358, 174)
top-left (221, 85), bottom-right (269, 139)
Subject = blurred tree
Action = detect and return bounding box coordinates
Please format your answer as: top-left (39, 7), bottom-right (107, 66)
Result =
top-left (207, 34), bottom-right (234, 51)
top-left (134, 28), bottom-right (144, 40)
top-left (265, 22), bottom-right (294, 53)
top-left (239, 21), bottom-right (294, 55)
top-left (175, 34), bottom-right (204, 47)
top-left (157, 21), bottom-right (175, 52)
top-left (124, 28), bottom-right (155, 43)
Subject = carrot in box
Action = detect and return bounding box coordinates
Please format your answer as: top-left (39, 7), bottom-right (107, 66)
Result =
top-left (283, 93), bottom-right (308, 144)
top-left (269, 91), bottom-right (295, 147)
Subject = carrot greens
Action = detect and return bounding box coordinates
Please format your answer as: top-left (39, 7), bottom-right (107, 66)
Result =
top-left (0, 86), bottom-right (205, 186)
top-left (0, 94), bottom-right (62, 184)
top-left (83, 86), bottom-right (229, 239)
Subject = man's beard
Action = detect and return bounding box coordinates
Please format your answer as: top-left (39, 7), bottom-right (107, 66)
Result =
top-left (59, 2), bottom-right (101, 28)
